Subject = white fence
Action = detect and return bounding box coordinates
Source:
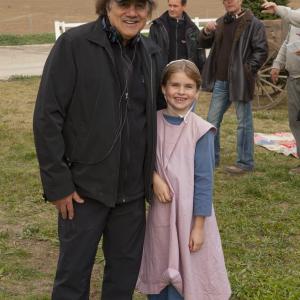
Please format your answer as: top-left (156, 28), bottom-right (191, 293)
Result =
top-left (54, 17), bottom-right (216, 40)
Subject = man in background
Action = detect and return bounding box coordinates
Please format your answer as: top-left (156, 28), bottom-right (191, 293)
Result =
top-left (199, 0), bottom-right (268, 174)
top-left (264, 1), bottom-right (300, 174)
top-left (149, 0), bottom-right (206, 73)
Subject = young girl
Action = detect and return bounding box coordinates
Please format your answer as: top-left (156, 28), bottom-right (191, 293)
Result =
top-left (136, 60), bottom-right (231, 300)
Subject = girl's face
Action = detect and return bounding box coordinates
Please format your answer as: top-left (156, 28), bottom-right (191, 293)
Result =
top-left (162, 71), bottom-right (199, 116)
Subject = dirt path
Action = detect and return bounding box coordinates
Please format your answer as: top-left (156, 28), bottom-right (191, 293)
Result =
top-left (0, 0), bottom-right (225, 34)
top-left (1, 0), bottom-right (300, 34)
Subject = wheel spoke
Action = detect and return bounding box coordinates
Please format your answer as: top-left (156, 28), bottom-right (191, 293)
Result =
top-left (259, 78), bottom-right (285, 92)
top-left (258, 80), bottom-right (275, 103)
top-left (259, 74), bottom-right (288, 79)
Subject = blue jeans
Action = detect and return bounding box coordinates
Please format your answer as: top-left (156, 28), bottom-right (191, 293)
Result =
top-left (207, 80), bottom-right (254, 170)
top-left (148, 285), bottom-right (183, 300)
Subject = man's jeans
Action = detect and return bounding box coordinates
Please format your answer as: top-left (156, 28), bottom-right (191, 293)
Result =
top-left (207, 80), bottom-right (254, 170)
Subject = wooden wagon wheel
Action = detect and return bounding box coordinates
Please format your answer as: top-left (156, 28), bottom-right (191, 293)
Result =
top-left (252, 40), bottom-right (288, 110)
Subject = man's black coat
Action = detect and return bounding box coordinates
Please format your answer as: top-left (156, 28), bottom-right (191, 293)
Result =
top-left (33, 18), bottom-right (164, 206)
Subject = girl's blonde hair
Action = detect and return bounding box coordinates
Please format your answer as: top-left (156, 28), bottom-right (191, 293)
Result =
top-left (161, 59), bottom-right (201, 90)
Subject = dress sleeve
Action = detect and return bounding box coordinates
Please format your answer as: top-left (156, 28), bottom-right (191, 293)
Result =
top-left (193, 130), bottom-right (215, 216)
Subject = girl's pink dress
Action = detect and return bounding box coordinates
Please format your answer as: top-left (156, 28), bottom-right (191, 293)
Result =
top-left (137, 110), bottom-right (231, 300)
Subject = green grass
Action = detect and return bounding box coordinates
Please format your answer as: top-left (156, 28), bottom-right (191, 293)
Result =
top-left (0, 79), bottom-right (299, 299)
top-left (0, 33), bottom-right (55, 46)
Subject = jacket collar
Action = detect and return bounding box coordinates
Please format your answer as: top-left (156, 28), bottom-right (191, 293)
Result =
top-left (86, 16), bottom-right (160, 56)
top-left (215, 9), bottom-right (254, 46)
top-left (233, 9), bottom-right (253, 43)
top-left (86, 17), bottom-right (110, 47)
top-left (154, 10), bottom-right (196, 29)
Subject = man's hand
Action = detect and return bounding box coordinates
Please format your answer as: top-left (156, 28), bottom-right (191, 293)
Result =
top-left (295, 49), bottom-right (300, 56)
top-left (52, 191), bottom-right (84, 220)
top-left (153, 171), bottom-right (172, 203)
top-left (270, 68), bottom-right (280, 84)
top-left (261, 1), bottom-right (278, 15)
top-left (189, 217), bottom-right (205, 252)
top-left (203, 21), bottom-right (217, 35)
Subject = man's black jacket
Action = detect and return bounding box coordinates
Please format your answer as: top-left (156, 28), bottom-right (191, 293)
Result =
top-left (33, 17), bottom-right (165, 206)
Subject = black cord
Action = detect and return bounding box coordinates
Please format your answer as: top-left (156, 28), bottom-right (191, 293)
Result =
top-left (69, 41), bottom-right (138, 166)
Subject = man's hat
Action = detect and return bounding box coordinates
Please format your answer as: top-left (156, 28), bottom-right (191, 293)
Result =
top-left (114, 0), bottom-right (155, 5)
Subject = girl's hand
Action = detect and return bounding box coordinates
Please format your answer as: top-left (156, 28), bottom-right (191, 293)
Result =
top-left (189, 217), bottom-right (205, 252)
top-left (153, 171), bottom-right (172, 203)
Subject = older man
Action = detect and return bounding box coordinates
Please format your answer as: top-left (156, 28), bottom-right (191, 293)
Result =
top-left (149, 0), bottom-right (206, 72)
top-left (200, 0), bottom-right (268, 174)
top-left (33, 0), bottom-right (164, 299)
top-left (263, 1), bottom-right (300, 174)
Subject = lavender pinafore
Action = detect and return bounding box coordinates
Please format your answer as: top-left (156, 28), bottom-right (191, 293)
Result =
top-left (137, 110), bottom-right (231, 300)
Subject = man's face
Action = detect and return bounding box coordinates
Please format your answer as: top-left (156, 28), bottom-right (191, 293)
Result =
top-left (223, 0), bottom-right (242, 14)
top-left (107, 0), bottom-right (149, 42)
top-left (168, 0), bottom-right (185, 19)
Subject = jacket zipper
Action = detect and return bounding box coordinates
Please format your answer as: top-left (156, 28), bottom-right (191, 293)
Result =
top-left (147, 51), bottom-right (155, 201)
top-left (176, 19), bottom-right (179, 59)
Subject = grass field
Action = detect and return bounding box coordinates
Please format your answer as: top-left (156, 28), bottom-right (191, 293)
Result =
top-left (0, 77), bottom-right (299, 299)
top-left (0, 34), bottom-right (55, 46)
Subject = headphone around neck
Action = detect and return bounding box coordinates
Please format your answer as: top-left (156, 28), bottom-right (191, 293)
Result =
top-left (223, 10), bottom-right (244, 24)
top-left (101, 16), bottom-right (141, 46)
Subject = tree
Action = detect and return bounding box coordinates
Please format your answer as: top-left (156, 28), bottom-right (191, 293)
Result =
top-left (243, 0), bottom-right (289, 19)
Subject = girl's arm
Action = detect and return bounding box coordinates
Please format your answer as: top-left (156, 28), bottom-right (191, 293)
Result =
top-left (193, 129), bottom-right (215, 216)
top-left (189, 216), bottom-right (205, 252)
top-left (189, 129), bottom-right (215, 252)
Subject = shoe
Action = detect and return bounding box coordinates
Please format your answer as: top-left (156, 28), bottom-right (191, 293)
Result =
top-left (224, 165), bottom-right (253, 175)
top-left (289, 166), bottom-right (300, 175)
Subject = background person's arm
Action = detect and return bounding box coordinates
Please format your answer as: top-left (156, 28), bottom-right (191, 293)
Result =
top-left (246, 21), bottom-right (268, 74)
top-left (262, 2), bottom-right (300, 27)
top-left (271, 30), bottom-right (288, 83)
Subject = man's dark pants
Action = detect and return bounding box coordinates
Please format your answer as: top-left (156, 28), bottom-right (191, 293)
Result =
top-left (52, 197), bottom-right (146, 300)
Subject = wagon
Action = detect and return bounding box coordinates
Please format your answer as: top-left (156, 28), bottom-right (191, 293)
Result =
top-left (252, 19), bottom-right (289, 110)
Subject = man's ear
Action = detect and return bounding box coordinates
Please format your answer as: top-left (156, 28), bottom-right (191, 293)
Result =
top-left (106, 0), bottom-right (112, 12)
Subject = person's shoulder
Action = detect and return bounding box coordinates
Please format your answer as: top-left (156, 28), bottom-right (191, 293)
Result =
top-left (56, 18), bottom-right (106, 49)
top-left (151, 11), bottom-right (168, 26)
top-left (244, 9), bottom-right (263, 25)
top-left (141, 35), bottom-right (162, 54)
top-left (190, 113), bottom-right (215, 129)
top-left (184, 13), bottom-right (200, 32)
top-left (189, 113), bottom-right (216, 138)
top-left (63, 20), bottom-right (98, 40)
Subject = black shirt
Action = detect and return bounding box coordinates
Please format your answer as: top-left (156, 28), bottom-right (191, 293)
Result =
top-left (216, 17), bottom-right (241, 81)
top-left (167, 14), bottom-right (188, 62)
top-left (111, 39), bottom-right (147, 203)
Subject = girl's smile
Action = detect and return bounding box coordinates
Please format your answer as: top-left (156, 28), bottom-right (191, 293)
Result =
top-left (162, 71), bottom-right (199, 116)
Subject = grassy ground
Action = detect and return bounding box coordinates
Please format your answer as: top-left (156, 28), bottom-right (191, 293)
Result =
top-left (0, 77), bottom-right (299, 299)
top-left (0, 34), bottom-right (55, 46)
